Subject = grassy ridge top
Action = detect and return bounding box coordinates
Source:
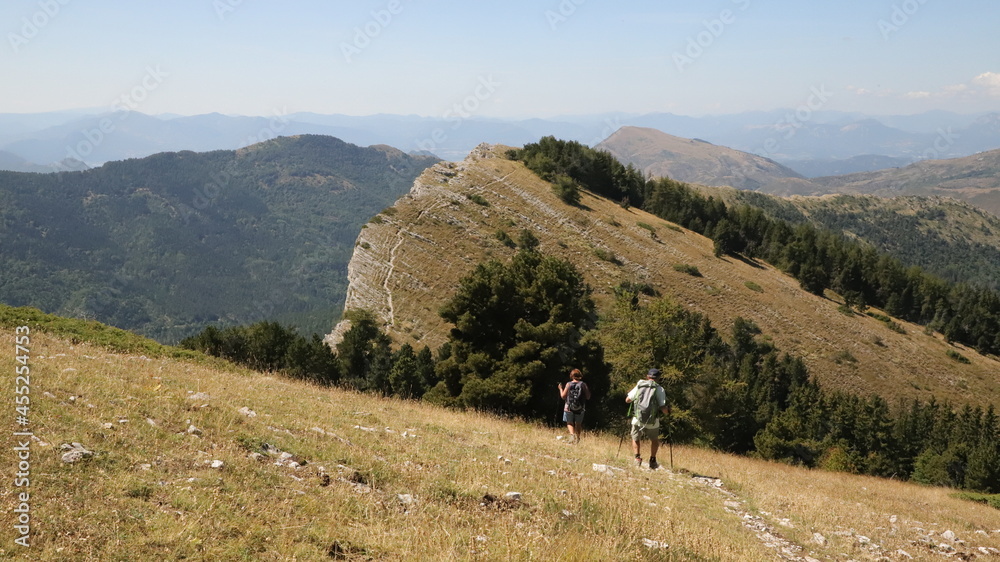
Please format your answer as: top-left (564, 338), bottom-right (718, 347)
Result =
top-left (3, 329), bottom-right (1000, 560)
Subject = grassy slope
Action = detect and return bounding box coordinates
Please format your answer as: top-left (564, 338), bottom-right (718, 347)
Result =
top-left (2, 329), bottom-right (1000, 561)
top-left (337, 146), bottom-right (1000, 409)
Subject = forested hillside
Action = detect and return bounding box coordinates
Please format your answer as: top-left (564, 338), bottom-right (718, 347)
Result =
top-left (514, 137), bottom-right (1000, 357)
top-left (0, 135), bottom-right (438, 342)
top-left (696, 188), bottom-right (1000, 290)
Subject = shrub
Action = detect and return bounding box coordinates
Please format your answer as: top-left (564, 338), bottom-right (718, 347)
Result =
top-left (593, 247), bottom-right (622, 265)
top-left (495, 230), bottom-right (516, 248)
top-left (947, 349), bottom-right (971, 364)
top-left (467, 193), bottom-right (489, 206)
top-left (673, 264), bottom-right (702, 277)
top-left (744, 281), bottom-right (764, 293)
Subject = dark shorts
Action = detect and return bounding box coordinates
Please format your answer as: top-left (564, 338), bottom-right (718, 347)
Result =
top-left (563, 410), bottom-right (585, 424)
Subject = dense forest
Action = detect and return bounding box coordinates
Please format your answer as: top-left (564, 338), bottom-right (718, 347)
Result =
top-left (0, 135), bottom-right (438, 341)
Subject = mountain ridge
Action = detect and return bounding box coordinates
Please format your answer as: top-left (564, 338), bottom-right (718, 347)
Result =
top-left (330, 143), bottom-right (1000, 409)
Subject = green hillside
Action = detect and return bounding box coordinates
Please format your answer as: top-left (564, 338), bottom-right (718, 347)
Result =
top-left (0, 135), bottom-right (438, 342)
top-left (698, 187), bottom-right (1000, 290)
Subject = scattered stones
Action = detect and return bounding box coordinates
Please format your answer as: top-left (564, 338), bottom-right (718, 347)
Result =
top-left (592, 463), bottom-right (625, 477)
top-left (641, 538), bottom-right (669, 550)
top-left (504, 492), bottom-right (522, 501)
top-left (397, 494), bottom-right (415, 505)
top-left (238, 407), bottom-right (257, 417)
top-left (812, 533), bottom-right (827, 546)
top-left (941, 530), bottom-right (957, 542)
top-left (60, 442), bottom-right (94, 463)
top-left (895, 550), bottom-right (913, 559)
top-left (186, 425), bottom-right (203, 436)
top-left (187, 392), bottom-right (211, 401)
top-left (209, 460), bottom-right (224, 469)
top-left (102, 422), bottom-right (114, 430)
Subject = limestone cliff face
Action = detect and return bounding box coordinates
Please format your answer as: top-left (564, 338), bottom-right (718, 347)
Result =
top-left (325, 143), bottom-right (1000, 409)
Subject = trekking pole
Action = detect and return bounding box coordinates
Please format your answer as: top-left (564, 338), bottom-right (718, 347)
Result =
top-left (617, 402), bottom-right (634, 457)
top-left (667, 410), bottom-right (674, 470)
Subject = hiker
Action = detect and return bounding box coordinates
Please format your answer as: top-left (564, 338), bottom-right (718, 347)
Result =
top-left (625, 368), bottom-right (671, 469)
top-left (558, 368), bottom-right (591, 443)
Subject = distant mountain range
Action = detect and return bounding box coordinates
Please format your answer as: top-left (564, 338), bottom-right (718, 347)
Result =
top-left (602, 125), bottom-right (1000, 219)
top-left (2, 109), bottom-right (998, 175)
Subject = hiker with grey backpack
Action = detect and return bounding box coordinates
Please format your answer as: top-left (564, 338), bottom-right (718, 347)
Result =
top-left (558, 368), bottom-right (591, 444)
top-left (625, 368), bottom-right (671, 469)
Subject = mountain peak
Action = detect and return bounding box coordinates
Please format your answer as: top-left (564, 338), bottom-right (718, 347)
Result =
top-left (597, 126), bottom-right (806, 190)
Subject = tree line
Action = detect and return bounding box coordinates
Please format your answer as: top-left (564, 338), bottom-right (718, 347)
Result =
top-left (183, 242), bottom-right (999, 493)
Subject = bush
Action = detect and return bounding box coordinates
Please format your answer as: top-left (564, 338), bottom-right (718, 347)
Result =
top-left (495, 230), bottom-right (516, 248)
top-left (467, 193), bottom-right (490, 206)
top-left (947, 349), bottom-right (971, 364)
top-left (744, 281), bottom-right (764, 293)
top-left (593, 247), bottom-right (622, 265)
top-left (673, 264), bottom-right (702, 277)
top-left (552, 174), bottom-right (581, 206)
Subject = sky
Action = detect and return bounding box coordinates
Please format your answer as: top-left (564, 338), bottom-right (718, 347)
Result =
top-left (2, 0), bottom-right (999, 119)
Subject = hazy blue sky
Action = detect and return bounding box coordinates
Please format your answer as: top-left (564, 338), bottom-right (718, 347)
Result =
top-left (2, 0), bottom-right (998, 118)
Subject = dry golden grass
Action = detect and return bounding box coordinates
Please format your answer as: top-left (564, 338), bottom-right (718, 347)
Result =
top-left (3, 330), bottom-right (999, 561)
top-left (335, 146), bottom-right (1000, 409)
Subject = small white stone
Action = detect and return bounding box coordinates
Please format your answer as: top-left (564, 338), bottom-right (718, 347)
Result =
top-left (210, 460), bottom-right (224, 469)
top-left (504, 492), bottom-right (521, 501)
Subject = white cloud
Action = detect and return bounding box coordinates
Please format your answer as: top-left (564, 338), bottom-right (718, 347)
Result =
top-left (972, 72), bottom-right (1000, 96)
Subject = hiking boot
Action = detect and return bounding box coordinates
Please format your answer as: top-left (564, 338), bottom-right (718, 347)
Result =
top-left (648, 458), bottom-right (659, 470)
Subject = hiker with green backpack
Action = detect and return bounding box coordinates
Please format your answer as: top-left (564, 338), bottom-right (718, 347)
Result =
top-left (625, 368), bottom-right (671, 469)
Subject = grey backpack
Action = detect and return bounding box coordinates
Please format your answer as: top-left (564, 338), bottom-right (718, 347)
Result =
top-left (634, 380), bottom-right (660, 425)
